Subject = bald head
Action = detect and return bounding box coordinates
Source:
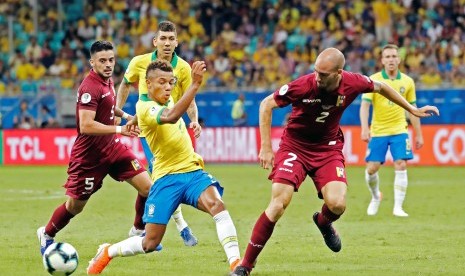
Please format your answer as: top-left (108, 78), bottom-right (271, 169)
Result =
top-left (314, 48), bottom-right (345, 92)
top-left (315, 48), bottom-right (345, 72)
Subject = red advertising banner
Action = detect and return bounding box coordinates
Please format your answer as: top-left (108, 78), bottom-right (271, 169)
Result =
top-left (2, 129), bottom-right (146, 165)
top-left (2, 126), bottom-right (464, 165)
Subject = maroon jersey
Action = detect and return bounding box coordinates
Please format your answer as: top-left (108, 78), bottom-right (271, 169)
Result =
top-left (71, 69), bottom-right (118, 160)
top-left (274, 71), bottom-right (374, 145)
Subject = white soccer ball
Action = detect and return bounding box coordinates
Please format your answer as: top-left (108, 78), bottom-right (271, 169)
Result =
top-left (42, 242), bottom-right (79, 275)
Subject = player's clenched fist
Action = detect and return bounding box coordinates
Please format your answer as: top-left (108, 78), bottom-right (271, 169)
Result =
top-left (191, 61), bottom-right (206, 85)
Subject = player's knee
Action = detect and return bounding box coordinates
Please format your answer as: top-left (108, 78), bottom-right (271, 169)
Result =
top-left (327, 199), bottom-right (346, 215)
top-left (143, 239), bottom-right (161, 253)
top-left (394, 160), bottom-right (407, 170)
top-left (366, 164), bottom-right (379, 175)
top-left (267, 198), bottom-right (287, 217)
top-left (208, 199), bottom-right (225, 215)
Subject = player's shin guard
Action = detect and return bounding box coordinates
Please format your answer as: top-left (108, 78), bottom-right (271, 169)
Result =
top-left (108, 236), bottom-right (146, 258)
top-left (172, 205), bottom-right (189, 232)
top-left (365, 170), bottom-right (380, 200)
top-left (213, 210), bottom-right (240, 265)
top-left (242, 212), bottom-right (276, 270)
top-left (394, 170), bottom-right (408, 210)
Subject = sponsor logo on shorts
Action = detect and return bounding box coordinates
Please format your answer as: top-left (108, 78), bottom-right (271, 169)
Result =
top-left (336, 167), bottom-right (345, 178)
top-left (148, 204), bottom-right (155, 217)
top-left (278, 167), bottom-right (293, 173)
top-left (131, 159), bottom-right (142, 170)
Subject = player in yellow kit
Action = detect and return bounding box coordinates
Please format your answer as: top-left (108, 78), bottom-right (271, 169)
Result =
top-left (87, 60), bottom-right (241, 275)
top-left (116, 21), bottom-right (199, 245)
top-left (360, 44), bottom-right (423, 217)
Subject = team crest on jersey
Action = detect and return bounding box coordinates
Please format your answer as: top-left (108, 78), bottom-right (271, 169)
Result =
top-left (148, 204), bottom-right (155, 217)
top-left (279, 84), bottom-right (289, 95)
top-left (336, 95), bottom-right (345, 106)
top-left (336, 167), bottom-right (345, 178)
top-left (81, 93), bottom-right (91, 104)
top-left (131, 159), bottom-right (142, 170)
top-left (399, 87), bottom-right (406, 94)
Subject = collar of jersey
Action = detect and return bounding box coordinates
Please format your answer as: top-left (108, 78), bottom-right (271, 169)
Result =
top-left (381, 69), bottom-right (401, 80)
top-left (139, 94), bottom-right (170, 106)
top-left (151, 50), bottom-right (178, 68)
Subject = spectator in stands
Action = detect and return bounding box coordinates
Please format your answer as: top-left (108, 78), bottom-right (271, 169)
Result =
top-left (38, 105), bottom-right (58, 128)
top-left (231, 93), bottom-right (247, 127)
top-left (420, 66), bottom-right (443, 87)
top-left (13, 99), bottom-right (35, 129)
top-left (25, 36), bottom-right (42, 61)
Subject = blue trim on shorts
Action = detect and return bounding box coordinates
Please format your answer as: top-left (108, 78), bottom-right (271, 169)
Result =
top-left (143, 170), bottom-right (223, 225)
top-left (139, 137), bottom-right (154, 173)
top-left (365, 133), bottom-right (413, 163)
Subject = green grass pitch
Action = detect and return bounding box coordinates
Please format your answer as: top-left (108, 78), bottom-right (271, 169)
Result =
top-left (0, 165), bottom-right (464, 275)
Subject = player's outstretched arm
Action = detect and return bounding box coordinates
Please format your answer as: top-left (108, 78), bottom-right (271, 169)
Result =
top-left (79, 109), bottom-right (138, 136)
top-left (187, 100), bottom-right (201, 138)
top-left (159, 61), bottom-right (206, 124)
top-left (374, 81), bottom-right (440, 118)
top-left (258, 94), bottom-right (279, 169)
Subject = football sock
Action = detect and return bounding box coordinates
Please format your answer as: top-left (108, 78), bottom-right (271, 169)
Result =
top-left (394, 170), bottom-right (408, 209)
top-left (45, 203), bottom-right (75, 237)
top-left (134, 194), bottom-right (147, 230)
top-left (172, 205), bottom-right (189, 232)
top-left (108, 236), bottom-right (145, 258)
top-left (213, 210), bottom-right (240, 264)
top-left (242, 212), bottom-right (276, 270)
top-left (365, 170), bottom-right (380, 200)
top-left (317, 204), bottom-right (341, 226)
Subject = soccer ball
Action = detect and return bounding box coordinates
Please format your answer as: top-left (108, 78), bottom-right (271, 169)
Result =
top-left (42, 242), bottom-right (79, 275)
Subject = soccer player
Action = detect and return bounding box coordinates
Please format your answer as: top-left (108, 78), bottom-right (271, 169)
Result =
top-left (36, 41), bottom-right (156, 255)
top-left (87, 59), bottom-right (241, 274)
top-left (116, 20), bottom-right (198, 246)
top-left (231, 48), bottom-right (439, 276)
top-left (360, 44), bottom-right (422, 217)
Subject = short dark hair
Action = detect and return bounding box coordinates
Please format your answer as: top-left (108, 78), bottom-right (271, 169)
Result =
top-left (157, 21), bottom-right (176, 35)
top-left (146, 59), bottom-right (173, 79)
top-left (90, 41), bottom-right (114, 55)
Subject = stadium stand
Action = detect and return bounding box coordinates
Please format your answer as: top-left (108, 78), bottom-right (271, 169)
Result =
top-left (0, 0), bottom-right (464, 128)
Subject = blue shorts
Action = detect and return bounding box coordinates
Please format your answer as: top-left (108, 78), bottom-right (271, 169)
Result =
top-left (365, 133), bottom-right (413, 163)
top-left (140, 137), bottom-right (154, 173)
top-left (143, 169), bottom-right (224, 225)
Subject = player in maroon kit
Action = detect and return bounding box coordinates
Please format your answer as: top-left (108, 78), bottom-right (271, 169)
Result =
top-left (36, 41), bottom-right (157, 255)
top-left (231, 48), bottom-right (439, 275)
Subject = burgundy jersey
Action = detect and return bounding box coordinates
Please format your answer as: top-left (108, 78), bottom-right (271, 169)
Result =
top-left (274, 71), bottom-right (374, 144)
top-left (71, 69), bottom-right (118, 160)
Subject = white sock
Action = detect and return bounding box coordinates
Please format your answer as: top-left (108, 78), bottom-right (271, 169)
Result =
top-left (108, 236), bottom-right (146, 258)
top-left (213, 210), bottom-right (240, 264)
top-left (394, 170), bottom-right (408, 210)
top-left (171, 205), bottom-right (189, 232)
top-left (365, 170), bottom-right (380, 200)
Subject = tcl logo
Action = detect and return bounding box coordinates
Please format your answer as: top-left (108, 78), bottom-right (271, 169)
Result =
top-left (433, 128), bottom-right (465, 163)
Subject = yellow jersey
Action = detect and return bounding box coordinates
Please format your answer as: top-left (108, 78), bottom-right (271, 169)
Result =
top-left (362, 70), bottom-right (416, 137)
top-left (136, 95), bottom-right (204, 181)
top-left (123, 51), bottom-right (192, 103)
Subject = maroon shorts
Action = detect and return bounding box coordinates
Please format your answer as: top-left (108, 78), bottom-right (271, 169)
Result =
top-left (269, 139), bottom-right (347, 198)
top-left (64, 142), bottom-right (146, 200)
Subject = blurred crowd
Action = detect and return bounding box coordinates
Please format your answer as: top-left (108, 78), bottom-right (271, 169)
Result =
top-left (1, 0), bottom-right (465, 96)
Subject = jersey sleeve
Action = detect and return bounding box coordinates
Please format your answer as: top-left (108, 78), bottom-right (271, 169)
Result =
top-left (353, 73), bottom-right (375, 94)
top-left (77, 85), bottom-right (99, 112)
top-left (273, 76), bottom-right (309, 107)
top-left (123, 57), bottom-right (139, 84)
top-left (406, 78), bottom-right (416, 104)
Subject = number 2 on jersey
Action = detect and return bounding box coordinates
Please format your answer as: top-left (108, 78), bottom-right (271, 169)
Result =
top-left (316, 112), bottom-right (329, 123)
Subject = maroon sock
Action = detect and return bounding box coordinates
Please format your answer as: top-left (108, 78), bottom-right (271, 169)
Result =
top-left (45, 203), bottom-right (75, 237)
top-left (317, 204), bottom-right (341, 226)
top-left (242, 212), bottom-right (276, 270)
top-left (134, 194), bottom-right (147, 230)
